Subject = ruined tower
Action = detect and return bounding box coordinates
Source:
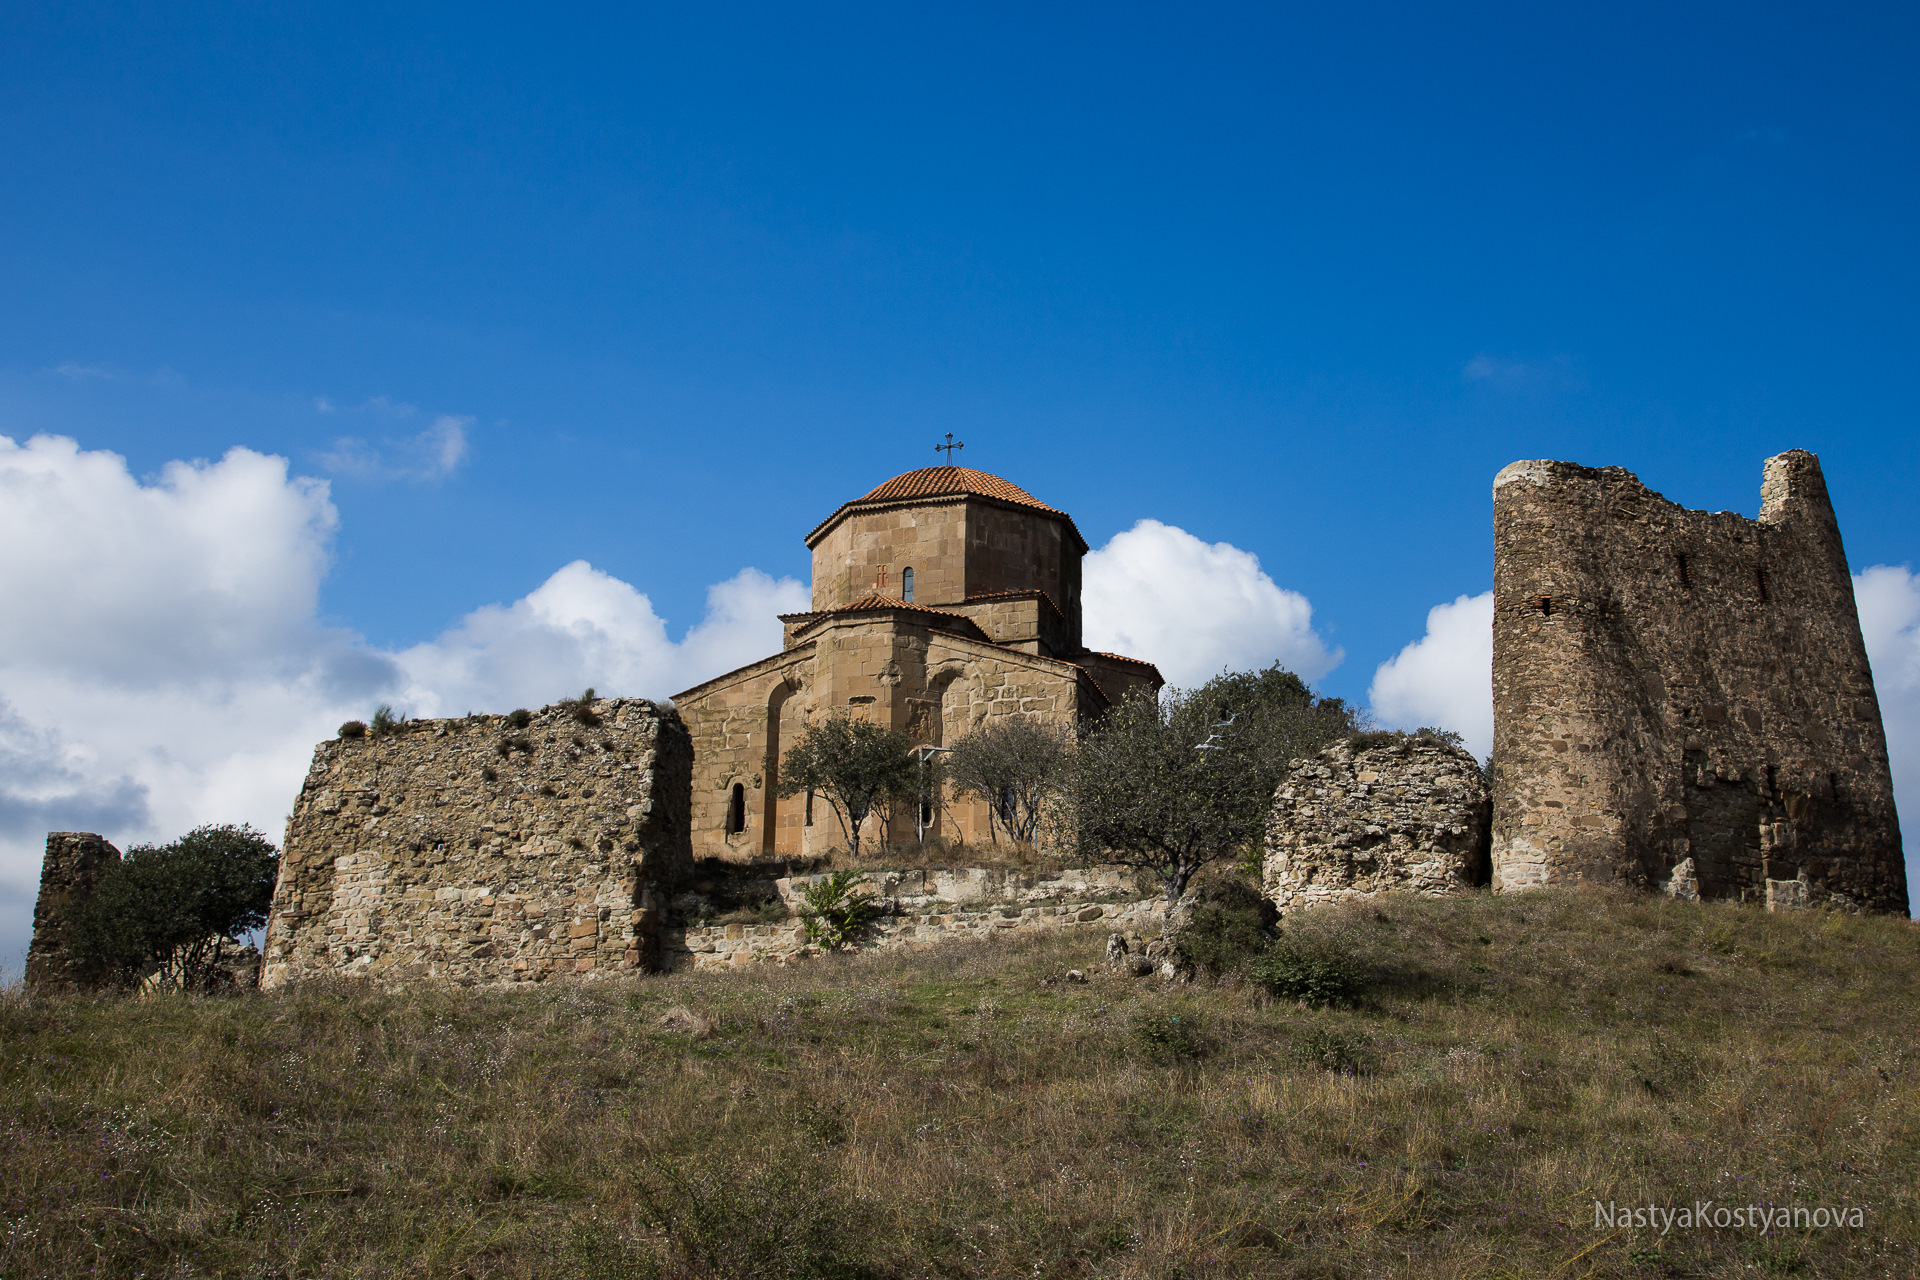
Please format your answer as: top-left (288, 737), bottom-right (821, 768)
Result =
top-left (1490, 449), bottom-right (1906, 913)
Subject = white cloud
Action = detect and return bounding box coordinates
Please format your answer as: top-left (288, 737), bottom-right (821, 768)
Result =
top-left (1462, 353), bottom-right (1583, 392)
top-left (1368, 592), bottom-right (1494, 758)
top-left (1855, 565), bottom-right (1920, 893)
top-left (53, 361), bottom-right (120, 381)
top-left (1082, 518), bottom-right (1340, 688)
top-left (318, 413), bottom-right (471, 482)
top-left (393, 563), bottom-right (805, 717)
top-left (0, 432), bottom-right (804, 973)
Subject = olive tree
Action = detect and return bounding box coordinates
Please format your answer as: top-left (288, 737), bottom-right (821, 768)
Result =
top-left (943, 716), bottom-right (1072, 846)
top-left (1066, 666), bottom-right (1361, 906)
top-left (775, 713), bottom-right (919, 859)
top-left (63, 823), bottom-right (280, 990)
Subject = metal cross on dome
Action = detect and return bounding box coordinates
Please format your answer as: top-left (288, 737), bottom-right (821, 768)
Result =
top-left (935, 433), bottom-right (965, 463)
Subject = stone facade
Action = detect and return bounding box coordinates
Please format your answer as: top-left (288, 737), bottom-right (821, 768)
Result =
top-left (665, 865), bottom-right (1163, 970)
top-left (675, 466), bottom-right (1162, 860)
top-left (259, 698), bottom-right (692, 988)
top-left (1264, 738), bottom-right (1491, 913)
top-left (25, 831), bottom-right (123, 987)
top-left (1490, 450), bottom-right (1906, 913)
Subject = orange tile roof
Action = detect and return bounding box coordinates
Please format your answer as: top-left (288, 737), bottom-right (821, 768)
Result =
top-left (855, 466), bottom-right (1063, 513)
top-left (805, 465), bottom-right (1087, 551)
top-left (1089, 651), bottom-right (1160, 669)
top-left (779, 594), bottom-right (981, 626)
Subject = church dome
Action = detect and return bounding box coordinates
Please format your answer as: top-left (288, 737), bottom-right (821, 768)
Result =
top-left (854, 465), bottom-right (1064, 515)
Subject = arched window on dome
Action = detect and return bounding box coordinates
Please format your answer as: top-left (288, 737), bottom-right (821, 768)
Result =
top-left (901, 567), bottom-right (914, 603)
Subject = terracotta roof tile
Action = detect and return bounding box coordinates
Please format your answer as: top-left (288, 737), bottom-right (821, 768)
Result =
top-left (806, 465), bottom-right (1087, 552)
top-left (1089, 651), bottom-right (1160, 669)
top-left (782, 594), bottom-right (980, 626)
top-left (855, 466), bottom-right (1063, 514)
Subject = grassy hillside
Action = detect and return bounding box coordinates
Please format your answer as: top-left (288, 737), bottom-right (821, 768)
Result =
top-left (2, 886), bottom-right (1916, 1279)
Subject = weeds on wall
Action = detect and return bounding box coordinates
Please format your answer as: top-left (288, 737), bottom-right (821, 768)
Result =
top-left (796, 869), bottom-right (883, 950)
top-left (369, 705), bottom-right (404, 737)
top-left (337, 719), bottom-right (367, 739)
top-left (564, 688), bottom-right (601, 727)
top-left (507, 708), bottom-right (532, 729)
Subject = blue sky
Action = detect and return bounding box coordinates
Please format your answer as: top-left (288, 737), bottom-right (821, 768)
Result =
top-left (2, 2), bottom-right (1917, 960)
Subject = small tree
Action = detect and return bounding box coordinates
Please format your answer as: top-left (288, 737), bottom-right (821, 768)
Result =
top-left (63, 823), bottom-right (280, 990)
top-left (945, 717), bottom-right (1072, 846)
top-left (775, 714), bottom-right (919, 859)
top-left (1066, 670), bottom-right (1361, 907)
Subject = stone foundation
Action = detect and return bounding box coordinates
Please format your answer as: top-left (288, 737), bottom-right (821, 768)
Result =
top-left (664, 864), bottom-right (1163, 970)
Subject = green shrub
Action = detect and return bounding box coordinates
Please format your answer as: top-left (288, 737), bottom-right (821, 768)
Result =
top-left (338, 719), bottom-right (367, 739)
top-left (369, 704), bottom-right (404, 737)
top-left (63, 824), bottom-right (279, 990)
top-left (1245, 939), bottom-right (1367, 1006)
top-left (507, 708), bottom-right (533, 729)
top-left (797, 870), bottom-right (882, 950)
top-left (1130, 1008), bottom-right (1208, 1060)
top-left (1173, 877), bottom-right (1277, 975)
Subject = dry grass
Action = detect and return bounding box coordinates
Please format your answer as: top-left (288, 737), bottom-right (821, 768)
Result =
top-left (3, 886), bottom-right (1917, 1278)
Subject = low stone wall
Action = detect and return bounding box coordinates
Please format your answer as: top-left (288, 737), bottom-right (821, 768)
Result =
top-left (260, 698), bottom-right (693, 989)
top-left (1265, 736), bottom-right (1491, 914)
top-left (665, 865), bottom-right (1164, 970)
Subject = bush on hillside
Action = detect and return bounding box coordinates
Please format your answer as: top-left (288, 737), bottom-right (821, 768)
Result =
top-left (62, 823), bottom-right (279, 991)
top-left (1170, 877), bottom-right (1278, 976)
top-left (1246, 938), bottom-right (1368, 1007)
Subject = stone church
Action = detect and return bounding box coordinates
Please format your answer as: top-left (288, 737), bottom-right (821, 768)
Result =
top-left (672, 464), bottom-right (1162, 859)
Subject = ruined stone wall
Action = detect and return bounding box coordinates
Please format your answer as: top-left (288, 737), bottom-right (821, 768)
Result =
top-left (665, 864), bottom-right (1162, 970)
top-left (260, 698), bottom-right (692, 988)
top-left (1490, 450), bottom-right (1905, 913)
top-left (1264, 738), bottom-right (1491, 913)
top-left (25, 832), bottom-right (123, 987)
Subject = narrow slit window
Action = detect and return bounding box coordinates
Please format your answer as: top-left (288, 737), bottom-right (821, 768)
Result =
top-left (805, 788), bottom-right (814, 826)
top-left (726, 783), bottom-right (746, 834)
top-left (901, 567), bottom-right (914, 603)
top-left (1755, 567), bottom-right (1769, 603)
top-left (1676, 553), bottom-right (1692, 588)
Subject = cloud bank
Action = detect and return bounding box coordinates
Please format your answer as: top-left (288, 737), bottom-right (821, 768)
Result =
top-left (1082, 519), bottom-right (1340, 688)
top-left (1368, 592), bottom-right (1495, 758)
top-left (0, 433), bottom-right (802, 971)
top-left (1854, 565), bottom-right (1920, 881)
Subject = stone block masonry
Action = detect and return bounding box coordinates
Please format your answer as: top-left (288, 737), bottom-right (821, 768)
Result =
top-left (1490, 450), bottom-right (1905, 912)
top-left (260, 699), bottom-right (693, 988)
top-left (1264, 737), bottom-right (1491, 914)
top-left (665, 865), bottom-right (1164, 970)
top-left (25, 832), bottom-right (123, 987)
